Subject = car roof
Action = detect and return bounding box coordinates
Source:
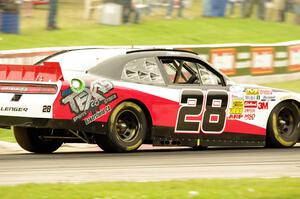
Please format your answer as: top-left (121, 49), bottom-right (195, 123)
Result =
top-left (87, 49), bottom-right (203, 80)
top-left (37, 48), bottom-right (199, 72)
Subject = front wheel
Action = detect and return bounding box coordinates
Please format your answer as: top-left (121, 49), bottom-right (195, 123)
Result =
top-left (96, 102), bottom-right (147, 153)
top-left (13, 127), bottom-right (63, 153)
top-left (266, 101), bottom-right (300, 148)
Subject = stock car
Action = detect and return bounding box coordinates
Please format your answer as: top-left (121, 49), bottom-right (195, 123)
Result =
top-left (0, 48), bottom-right (299, 153)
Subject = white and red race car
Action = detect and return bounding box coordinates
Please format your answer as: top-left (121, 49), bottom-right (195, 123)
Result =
top-left (0, 48), bottom-right (299, 153)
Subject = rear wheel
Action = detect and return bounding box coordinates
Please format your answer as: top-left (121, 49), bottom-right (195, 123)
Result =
top-left (96, 102), bottom-right (147, 153)
top-left (266, 102), bottom-right (300, 148)
top-left (13, 127), bottom-right (63, 153)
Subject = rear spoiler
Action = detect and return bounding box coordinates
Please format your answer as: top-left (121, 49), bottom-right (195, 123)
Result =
top-left (0, 62), bottom-right (64, 82)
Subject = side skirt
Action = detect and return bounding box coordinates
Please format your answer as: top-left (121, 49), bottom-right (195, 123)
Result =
top-left (152, 126), bottom-right (265, 148)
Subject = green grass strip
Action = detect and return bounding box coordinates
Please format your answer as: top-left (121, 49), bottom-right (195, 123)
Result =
top-left (0, 178), bottom-right (300, 199)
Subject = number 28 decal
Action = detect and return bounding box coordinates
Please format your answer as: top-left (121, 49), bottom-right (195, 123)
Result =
top-left (175, 90), bottom-right (229, 134)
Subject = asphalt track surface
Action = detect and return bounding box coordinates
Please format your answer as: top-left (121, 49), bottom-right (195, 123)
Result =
top-left (0, 143), bottom-right (300, 185)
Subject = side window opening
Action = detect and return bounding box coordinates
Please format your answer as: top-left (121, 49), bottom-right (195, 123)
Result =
top-left (121, 57), bottom-right (164, 85)
top-left (160, 57), bottom-right (223, 86)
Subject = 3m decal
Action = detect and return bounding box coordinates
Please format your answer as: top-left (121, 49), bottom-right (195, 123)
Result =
top-left (175, 90), bottom-right (229, 134)
top-left (61, 80), bottom-right (117, 124)
top-left (258, 102), bottom-right (269, 110)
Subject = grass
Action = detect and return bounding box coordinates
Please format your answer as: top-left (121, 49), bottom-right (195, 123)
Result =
top-left (263, 79), bottom-right (300, 93)
top-left (0, 2), bottom-right (300, 50)
top-left (0, 128), bottom-right (15, 142)
top-left (0, 178), bottom-right (300, 199)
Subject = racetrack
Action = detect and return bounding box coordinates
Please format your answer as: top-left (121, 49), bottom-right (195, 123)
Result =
top-left (1, 143), bottom-right (300, 185)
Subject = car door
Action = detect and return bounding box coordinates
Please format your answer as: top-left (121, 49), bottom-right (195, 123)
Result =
top-left (156, 55), bottom-right (266, 148)
top-left (155, 56), bottom-right (230, 146)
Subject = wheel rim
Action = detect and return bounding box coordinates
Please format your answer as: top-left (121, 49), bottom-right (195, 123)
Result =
top-left (115, 110), bottom-right (140, 143)
top-left (277, 107), bottom-right (295, 137)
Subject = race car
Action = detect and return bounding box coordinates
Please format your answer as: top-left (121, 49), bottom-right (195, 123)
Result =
top-left (0, 48), bottom-right (299, 153)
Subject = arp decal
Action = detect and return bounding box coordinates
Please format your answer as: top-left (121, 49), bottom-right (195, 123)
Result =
top-left (175, 90), bottom-right (229, 134)
top-left (60, 80), bottom-right (118, 124)
top-left (228, 114), bottom-right (243, 120)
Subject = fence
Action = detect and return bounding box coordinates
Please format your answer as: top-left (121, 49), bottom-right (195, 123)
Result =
top-left (0, 40), bottom-right (300, 84)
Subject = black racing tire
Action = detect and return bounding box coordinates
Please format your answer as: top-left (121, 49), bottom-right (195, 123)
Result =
top-left (96, 102), bottom-right (147, 153)
top-left (266, 101), bottom-right (300, 148)
top-left (13, 127), bottom-right (63, 153)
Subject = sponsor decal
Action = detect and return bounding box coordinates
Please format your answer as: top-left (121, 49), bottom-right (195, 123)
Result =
top-left (244, 114), bottom-right (256, 120)
top-left (61, 80), bottom-right (118, 124)
top-left (245, 88), bottom-right (259, 95)
top-left (229, 99), bottom-right (244, 114)
top-left (261, 95), bottom-right (276, 101)
top-left (230, 108), bottom-right (243, 115)
top-left (0, 107), bottom-right (28, 112)
top-left (244, 101), bottom-right (258, 108)
top-left (232, 99), bottom-right (244, 108)
top-left (258, 102), bottom-right (269, 110)
top-left (244, 109), bottom-right (255, 114)
top-left (245, 95), bottom-right (260, 101)
top-left (228, 114), bottom-right (243, 120)
top-left (259, 89), bottom-right (272, 95)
